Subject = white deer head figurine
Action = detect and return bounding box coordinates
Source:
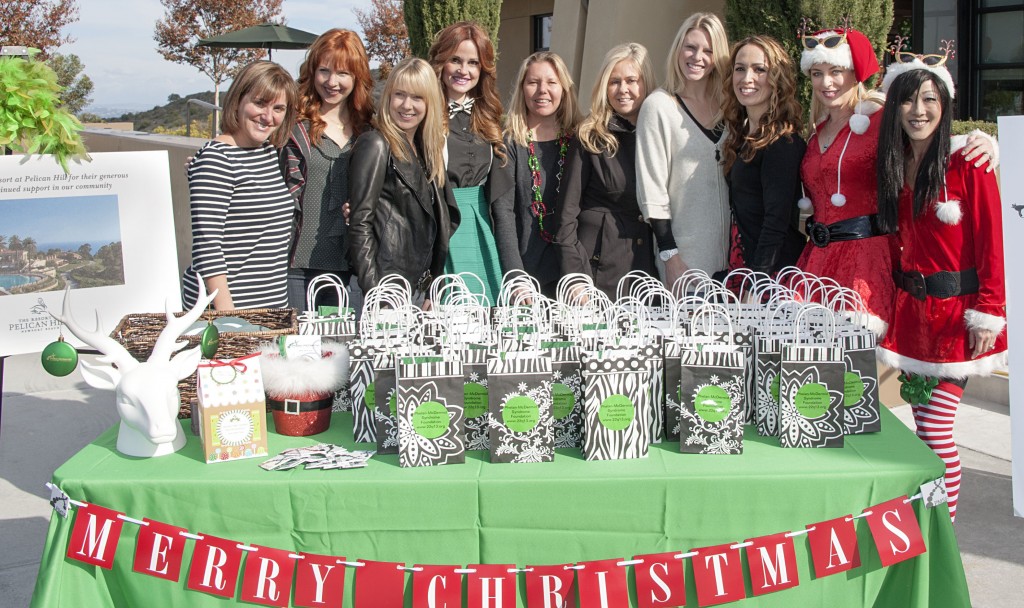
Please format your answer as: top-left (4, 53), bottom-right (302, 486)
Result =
top-left (51, 281), bottom-right (218, 457)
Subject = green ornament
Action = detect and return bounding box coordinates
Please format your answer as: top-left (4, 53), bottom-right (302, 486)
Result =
top-left (41, 335), bottom-right (78, 377)
top-left (199, 321), bottom-right (220, 359)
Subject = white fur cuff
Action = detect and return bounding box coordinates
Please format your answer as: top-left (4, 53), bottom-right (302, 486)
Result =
top-left (259, 343), bottom-right (350, 399)
top-left (964, 309), bottom-right (1006, 334)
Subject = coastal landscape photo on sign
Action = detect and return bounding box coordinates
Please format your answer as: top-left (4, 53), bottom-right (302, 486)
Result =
top-left (0, 151), bottom-right (180, 357)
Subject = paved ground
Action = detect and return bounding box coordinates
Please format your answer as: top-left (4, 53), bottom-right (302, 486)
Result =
top-left (1, 353), bottom-right (1021, 607)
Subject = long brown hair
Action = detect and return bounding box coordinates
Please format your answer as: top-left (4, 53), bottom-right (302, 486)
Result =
top-left (296, 29), bottom-right (374, 145)
top-left (721, 36), bottom-right (803, 174)
top-left (428, 21), bottom-right (505, 161)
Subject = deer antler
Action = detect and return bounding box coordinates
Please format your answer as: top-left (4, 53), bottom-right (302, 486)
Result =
top-left (151, 278), bottom-right (217, 362)
top-left (939, 39), bottom-right (956, 60)
top-left (889, 35), bottom-right (910, 56)
top-left (838, 15), bottom-right (852, 31)
top-left (797, 17), bottom-right (814, 38)
top-left (51, 286), bottom-right (139, 373)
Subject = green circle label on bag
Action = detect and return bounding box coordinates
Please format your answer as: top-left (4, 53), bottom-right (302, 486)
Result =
top-left (794, 383), bottom-right (830, 418)
top-left (551, 383), bottom-right (575, 420)
top-left (503, 396), bottom-right (540, 432)
top-left (364, 383), bottom-right (376, 410)
top-left (388, 392), bottom-right (398, 417)
top-left (843, 372), bottom-right (865, 406)
top-left (598, 394), bottom-right (635, 431)
top-left (694, 385), bottom-right (731, 423)
top-left (770, 375), bottom-right (780, 404)
top-left (464, 383), bottom-right (488, 418)
top-left (413, 401), bottom-right (450, 439)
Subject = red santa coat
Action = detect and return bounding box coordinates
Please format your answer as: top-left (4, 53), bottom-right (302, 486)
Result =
top-left (796, 111), bottom-right (897, 335)
top-left (877, 153), bottom-right (1007, 379)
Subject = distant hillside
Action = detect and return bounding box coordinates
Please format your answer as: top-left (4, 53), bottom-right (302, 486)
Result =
top-left (115, 92), bottom-right (217, 133)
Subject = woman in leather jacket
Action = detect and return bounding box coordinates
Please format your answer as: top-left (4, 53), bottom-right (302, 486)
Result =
top-left (347, 57), bottom-right (459, 306)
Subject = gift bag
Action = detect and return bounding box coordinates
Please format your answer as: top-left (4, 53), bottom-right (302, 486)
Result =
top-left (754, 329), bottom-right (786, 437)
top-left (839, 326), bottom-right (881, 434)
top-left (779, 306), bottom-right (846, 448)
top-left (461, 345), bottom-right (491, 451)
top-left (298, 274), bottom-right (357, 339)
top-left (486, 351), bottom-right (554, 463)
top-left (373, 351), bottom-right (400, 454)
top-left (663, 339), bottom-right (683, 442)
top-left (679, 348), bottom-right (745, 454)
top-left (195, 355), bottom-right (269, 463)
top-left (545, 340), bottom-right (585, 449)
top-left (397, 356), bottom-right (465, 467)
top-left (580, 349), bottom-right (652, 461)
top-left (348, 343), bottom-right (380, 443)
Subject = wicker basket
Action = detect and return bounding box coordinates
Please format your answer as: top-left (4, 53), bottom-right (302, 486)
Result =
top-left (110, 308), bottom-right (298, 418)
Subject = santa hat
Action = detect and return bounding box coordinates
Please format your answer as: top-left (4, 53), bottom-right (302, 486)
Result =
top-left (881, 58), bottom-right (956, 100)
top-left (801, 28), bottom-right (880, 135)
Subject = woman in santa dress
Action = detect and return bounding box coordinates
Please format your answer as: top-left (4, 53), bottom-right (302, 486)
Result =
top-left (875, 55), bottom-right (1007, 522)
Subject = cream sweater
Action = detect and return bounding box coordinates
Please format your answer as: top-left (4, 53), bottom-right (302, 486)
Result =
top-left (636, 89), bottom-right (730, 275)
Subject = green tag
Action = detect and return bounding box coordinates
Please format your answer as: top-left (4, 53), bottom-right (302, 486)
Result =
top-left (843, 372), bottom-right (865, 406)
top-left (388, 392), bottom-right (398, 417)
top-left (542, 341), bottom-right (574, 349)
top-left (502, 396), bottom-right (540, 432)
top-left (770, 375), bottom-right (780, 404)
top-left (402, 356), bottom-right (445, 364)
top-left (794, 383), bottom-right (830, 419)
top-left (598, 394), bottom-right (634, 431)
top-left (694, 385), bottom-right (731, 423)
top-left (412, 401), bottom-right (450, 439)
top-left (317, 305), bottom-right (340, 316)
top-left (551, 383), bottom-right (575, 420)
top-left (364, 383), bottom-right (376, 411)
top-left (464, 382), bottom-right (488, 418)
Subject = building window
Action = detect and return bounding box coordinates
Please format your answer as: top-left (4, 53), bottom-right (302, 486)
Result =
top-left (975, 0), bottom-right (1023, 120)
top-left (533, 14), bottom-right (553, 52)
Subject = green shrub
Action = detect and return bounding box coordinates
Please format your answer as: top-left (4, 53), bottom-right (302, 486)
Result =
top-left (952, 119), bottom-right (998, 138)
top-left (404, 0), bottom-right (502, 58)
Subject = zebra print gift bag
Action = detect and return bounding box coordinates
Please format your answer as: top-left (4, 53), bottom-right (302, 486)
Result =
top-left (544, 341), bottom-right (585, 449)
top-left (348, 343), bottom-right (380, 443)
top-left (580, 350), bottom-right (653, 461)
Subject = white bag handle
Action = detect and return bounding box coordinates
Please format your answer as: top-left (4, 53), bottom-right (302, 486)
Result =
top-left (689, 302), bottom-right (735, 341)
top-left (792, 303), bottom-right (837, 345)
top-left (304, 273), bottom-right (349, 313)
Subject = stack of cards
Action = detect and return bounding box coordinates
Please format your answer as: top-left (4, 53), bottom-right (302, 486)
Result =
top-left (259, 444), bottom-right (375, 471)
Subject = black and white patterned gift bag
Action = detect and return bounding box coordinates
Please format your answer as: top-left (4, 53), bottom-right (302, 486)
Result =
top-left (348, 343), bottom-right (379, 443)
top-left (486, 352), bottom-right (554, 463)
top-left (462, 346), bottom-right (491, 451)
top-left (663, 339), bottom-right (683, 442)
top-left (581, 351), bottom-right (652, 461)
top-left (754, 329), bottom-right (787, 437)
top-left (679, 349), bottom-right (745, 454)
top-left (779, 345), bottom-right (845, 448)
top-left (544, 341), bottom-right (584, 449)
top-left (637, 341), bottom-right (665, 444)
top-left (373, 352), bottom-right (400, 454)
top-left (839, 329), bottom-right (881, 434)
top-left (397, 357), bottom-right (466, 467)
top-left (694, 327), bottom-right (755, 424)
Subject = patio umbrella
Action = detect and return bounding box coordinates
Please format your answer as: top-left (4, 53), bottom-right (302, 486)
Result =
top-left (197, 23), bottom-right (318, 60)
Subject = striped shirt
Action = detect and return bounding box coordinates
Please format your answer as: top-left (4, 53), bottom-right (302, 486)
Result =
top-left (182, 141), bottom-right (293, 309)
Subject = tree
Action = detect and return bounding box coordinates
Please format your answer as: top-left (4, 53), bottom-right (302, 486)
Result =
top-left (354, 0), bottom-right (411, 79)
top-left (154, 0), bottom-right (283, 131)
top-left (404, 0), bottom-right (502, 59)
top-left (8, 235), bottom-right (23, 250)
top-left (22, 237), bottom-right (37, 257)
top-left (46, 53), bottom-right (93, 115)
top-left (77, 243), bottom-right (91, 259)
top-left (725, 0), bottom-right (894, 111)
top-left (0, 236), bottom-right (7, 250)
top-left (0, 0), bottom-right (79, 57)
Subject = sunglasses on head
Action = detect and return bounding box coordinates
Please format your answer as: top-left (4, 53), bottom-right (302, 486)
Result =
top-left (802, 31), bottom-right (848, 50)
top-left (895, 51), bottom-right (949, 67)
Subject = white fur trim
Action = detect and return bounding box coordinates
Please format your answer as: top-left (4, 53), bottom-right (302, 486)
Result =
top-left (964, 308), bottom-right (1007, 334)
top-left (800, 32), bottom-right (853, 74)
top-left (950, 134), bottom-right (967, 154)
top-left (849, 113), bottom-right (870, 135)
top-left (837, 309), bottom-right (888, 338)
top-left (259, 343), bottom-right (350, 399)
top-left (881, 59), bottom-right (955, 99)
top-left (830, 192), bottom-right (847, 207)
top-left (934, 200), bottom-right (962, 225)
top-left (877, 346), bottom-right (1007, 380)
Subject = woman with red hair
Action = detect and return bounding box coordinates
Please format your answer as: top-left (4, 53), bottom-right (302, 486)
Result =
top-left (282, 28), bottom-right (374, 311)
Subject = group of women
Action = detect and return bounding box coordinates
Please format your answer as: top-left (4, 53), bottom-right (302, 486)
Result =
top-left (180, 14), bottom-right (1007, 522)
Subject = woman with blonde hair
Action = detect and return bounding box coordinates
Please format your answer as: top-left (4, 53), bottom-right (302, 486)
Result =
top-left (492, 51), bottom-right (582, 297)
top-left (720, 35), bottom-right (806, 274)
top-left (182, 61), bottom-right (298, 310)
top-left (556, 42), bottom-right (658, 296)
top-left (428, 21), bottom-right (508, 304)
top-left (347, 57), bottom-right (459, 307)
top-left (282, 28), bottom-right (374, 311)
top-left (636, 12), bottom-right (733, 289)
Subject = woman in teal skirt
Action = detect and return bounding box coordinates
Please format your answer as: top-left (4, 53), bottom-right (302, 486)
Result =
top-left (428, 21), bottom-right (509, 305)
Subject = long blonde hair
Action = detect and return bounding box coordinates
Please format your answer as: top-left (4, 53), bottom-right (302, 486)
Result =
top-left (663, 12), bottom-right (730, 124)
top-left (577, 43), bottom-right (657, 156)
top-left (505, 52), bottom-right (582, 147)
top-left (374, 57), bottom-right (447, 186)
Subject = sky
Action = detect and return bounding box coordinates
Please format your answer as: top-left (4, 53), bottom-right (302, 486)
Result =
top-left (1, 195), bottom-right (121, 246)
top-left (63, 0), bottom-right (366, 113)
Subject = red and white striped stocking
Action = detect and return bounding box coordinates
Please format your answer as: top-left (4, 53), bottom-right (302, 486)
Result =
top-left (915, 381), bottom-right (964, 522)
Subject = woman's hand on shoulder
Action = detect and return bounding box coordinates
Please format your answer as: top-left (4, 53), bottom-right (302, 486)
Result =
top-left (960, 130), bottom-right (998, 173)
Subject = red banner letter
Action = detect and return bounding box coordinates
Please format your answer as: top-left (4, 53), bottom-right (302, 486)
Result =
top-left (186, 533), bottom-right (244, 598)
top-left (468, 564), bottom-right (517, 608)
top-left (525, 564), bottom-right (576, 608)
top-left (864, 497), bottom-right (927, 566)
top-left (66, 502), bottom-right (125, 569)
top-left (412, 564), bottom-right (462, 608)
top-left (239, 545), bottom-right (296, 607)
top-left (745, 532), bottom-right (799, 595)
top-left (691, 543), bottom-right (745, 606)
top-left (633, 552), bottom-right (685, 608)
top-left (354, 560), bottom-right (404, 608)
top-left (132, 518), bottom-right (187, 581)
top-left (576, 559), bottom-right (628, 608)
top-left (807, 515), bottom-right (861, 578)
top-left (294, 553), bottom-right (345, 607)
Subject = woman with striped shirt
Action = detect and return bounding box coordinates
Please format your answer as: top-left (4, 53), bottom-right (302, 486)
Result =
top-left (182, 61), bottom-right (298, 310)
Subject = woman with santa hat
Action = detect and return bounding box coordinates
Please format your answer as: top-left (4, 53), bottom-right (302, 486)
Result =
top-left (795, 24), bottom-right (996, 336)
top-left (875, 44), bottom-right (1007, 522)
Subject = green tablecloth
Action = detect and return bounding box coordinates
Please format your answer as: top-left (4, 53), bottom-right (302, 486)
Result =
top-left (31, 408), bottom-right (969, 607)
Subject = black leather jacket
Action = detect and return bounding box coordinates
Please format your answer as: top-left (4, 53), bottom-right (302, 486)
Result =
top-left (348, 130), bottom-right (459, 294)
